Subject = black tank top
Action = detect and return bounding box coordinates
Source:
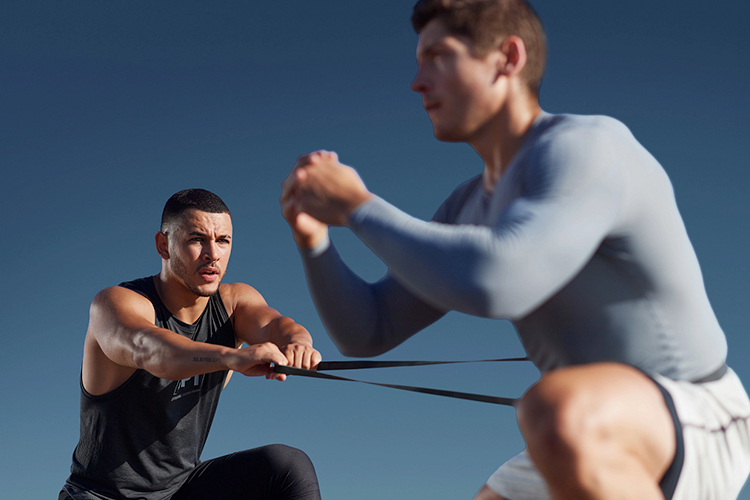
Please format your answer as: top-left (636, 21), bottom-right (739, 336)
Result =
top-left (64, 276), bottom-right (236, 500)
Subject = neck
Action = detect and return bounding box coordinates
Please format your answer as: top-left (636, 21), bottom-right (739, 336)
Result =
top-left (154, 272), bottom-right (211, 324)
top-left (469, 95), bottom-right (541, 192)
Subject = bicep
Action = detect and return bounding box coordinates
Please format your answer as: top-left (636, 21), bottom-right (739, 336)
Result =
top-left (82, 287), bottom-right (162, 394)
top-left (479, 178), bottom-right (621, 315)
top-left (224, 283), bottom-right (281, 346)
top-left (87, 287), bottom-right (161, 368)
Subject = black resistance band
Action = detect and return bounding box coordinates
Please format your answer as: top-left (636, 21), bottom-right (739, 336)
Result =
top-left (273, 357), bottom-right (529, 407)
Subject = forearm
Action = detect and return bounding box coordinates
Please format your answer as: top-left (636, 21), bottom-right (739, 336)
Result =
top-left (262, 316), bottom-right (314, 348)
top-left (300, 236), bottom-right (444, 356)
top-left (131, 327), bottom-right (237, 380)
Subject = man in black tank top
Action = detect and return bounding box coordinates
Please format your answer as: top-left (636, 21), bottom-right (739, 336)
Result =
top-left (60, 189), bottom-right (322, 500)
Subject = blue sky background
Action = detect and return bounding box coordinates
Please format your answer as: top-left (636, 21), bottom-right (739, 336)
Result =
top-left (2, 1), bottom-right (749, 498)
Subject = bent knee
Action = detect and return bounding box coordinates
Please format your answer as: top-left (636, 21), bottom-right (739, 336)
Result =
top-left (516, 376), bottom-right (594, 455)
top-left (516, 364), bottom-right (676, 478)
top-left (261, 443), bottom-right (315, 473)
top-left (259, 444), bottom-right (320, 498)
top-left (516, 365), bottom-right (639, 452)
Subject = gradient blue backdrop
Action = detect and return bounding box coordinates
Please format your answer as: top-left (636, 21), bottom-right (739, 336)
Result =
top-left (2, 1), bottom-right (748, 498)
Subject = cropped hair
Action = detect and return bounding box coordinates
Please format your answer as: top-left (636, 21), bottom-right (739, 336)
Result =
top-left (411, 0), bottom-right (547, 96)
top-left (160, 188), bottom-right (230, 233)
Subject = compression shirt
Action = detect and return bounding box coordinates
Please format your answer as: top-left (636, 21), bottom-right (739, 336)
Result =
top-left (300, 112), bottom-right (727, 381)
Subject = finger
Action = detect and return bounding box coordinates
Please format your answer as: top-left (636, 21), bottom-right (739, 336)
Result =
top-left (310, 349), bottom-right (322, 370)
top-left (301, 348), bottom-right (315, 370)
top-left (295, 166), bottom-right (309, 184)
top-left (294, 151), bottom-right (326, 170)
top-left (286, 345), bottom-right (303, 368)
top-left (263, 343), bottom-right (289, 366)
top-left (298, 349), bottom-right (309, 370)
top-left (293, 153), bottom-right (313, 170)
top-left (302, 150), bottom-right (337, 168)
top-left (321, 150), bottom-right (338, 162)
top-left (266, 365), bottom-right (286, 381)
top-left (280, 195), bottom-right (298, 221)
top-left (281, 171), bottom-right (299, 196)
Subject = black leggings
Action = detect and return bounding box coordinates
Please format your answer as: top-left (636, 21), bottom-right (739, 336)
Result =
top-left (59, 444), bottom-right (321, 500)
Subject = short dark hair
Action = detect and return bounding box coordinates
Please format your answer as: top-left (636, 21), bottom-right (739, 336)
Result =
top-left (160, 188), bottom-right (231, 233)
top-left (411, 0), bottom-right (547, 97)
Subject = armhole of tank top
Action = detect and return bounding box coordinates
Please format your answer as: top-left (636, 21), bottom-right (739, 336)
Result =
top-left (80, 367), bottom-right (143, 401)
top-left (78, 280), bottom-right (153, 400)
top-left (213, 288), bottom-right (232, 323)
top-left (213, 288), bottom-right (238, 349)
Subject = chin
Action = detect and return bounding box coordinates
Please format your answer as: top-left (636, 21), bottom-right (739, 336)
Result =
top-left (433, 125), bottom-right (469, 143)
top-left (189, 279), bottom-right (222, 297)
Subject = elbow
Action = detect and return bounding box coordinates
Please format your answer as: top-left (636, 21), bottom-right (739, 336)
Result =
top-left (449, 281), bottom-right (532, 319)
top-left (326, 321), bottom-right (394, 358)
top-left (335, 339), bottom-right (389, 358)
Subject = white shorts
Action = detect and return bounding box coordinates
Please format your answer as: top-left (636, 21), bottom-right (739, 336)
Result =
top-left (486, 367), bottom-right (750, 500)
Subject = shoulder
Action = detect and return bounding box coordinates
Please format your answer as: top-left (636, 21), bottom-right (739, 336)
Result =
top-left (527, 113), bottom-right (639, 180)
top-left (91, 285), bottom-right (156, 321)
top-left (535, 113), bottom-right (635, 155)
top-left (219, 283), bottom-right (280, 338)
top-left (218, 282), bottom-right (269, 315)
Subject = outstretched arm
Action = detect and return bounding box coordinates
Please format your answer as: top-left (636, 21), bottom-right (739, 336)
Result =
top-left (344, 131), bottom-right (625, 318)
top-left (82, 286), bottom-right (290, 395)
top-left (222, 282), bottom-right (321, 380)
top-left (286, 132), bottom-right (625, 321)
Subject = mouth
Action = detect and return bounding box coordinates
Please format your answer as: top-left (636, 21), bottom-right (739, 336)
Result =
top-left (199, 267), bottom-right (220, 282)
top-left (423, 100), bottom-right (440, 112)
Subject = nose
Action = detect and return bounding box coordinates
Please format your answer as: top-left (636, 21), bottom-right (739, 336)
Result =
top-left (203, 241), bottom-right (220, 261)
top-left (411, 66), bottom-right (429, 94)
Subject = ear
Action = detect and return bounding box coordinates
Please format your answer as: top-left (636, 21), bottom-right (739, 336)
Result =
top-left (496, 35), bottom-right (528, 78)
top-left (155, 232), bottom-right (170, 260)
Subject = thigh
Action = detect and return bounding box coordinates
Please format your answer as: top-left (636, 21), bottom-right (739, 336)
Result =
top-left (516, 363), bottom-right (677, 485)
top-left (172, 444), bottom-right (321, 500)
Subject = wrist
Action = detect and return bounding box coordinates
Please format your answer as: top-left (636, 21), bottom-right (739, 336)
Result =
top-left (294, 227), bottom-right (328, 249)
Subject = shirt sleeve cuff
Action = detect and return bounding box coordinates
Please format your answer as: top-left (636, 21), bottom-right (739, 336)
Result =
top-left (298, 234), bottom-right (331, 258)
top-left (349, 196), bottom-right (388, 229)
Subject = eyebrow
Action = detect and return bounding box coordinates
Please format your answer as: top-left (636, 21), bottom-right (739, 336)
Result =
top-left (417, 42), bottom-right (438, 58)
top-left (188, 230), bottom-right (232, 240)
top-left (417, 39), bottom-right (450, 60)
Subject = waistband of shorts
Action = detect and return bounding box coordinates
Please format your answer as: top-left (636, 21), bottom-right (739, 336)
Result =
top-left (691, 363), bottom-right (728, 384)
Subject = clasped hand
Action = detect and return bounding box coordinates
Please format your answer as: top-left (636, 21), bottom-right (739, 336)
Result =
top-left (227, 342), bottom-right (320, 381)
top-left (280, 151), bottom-right (373, 247)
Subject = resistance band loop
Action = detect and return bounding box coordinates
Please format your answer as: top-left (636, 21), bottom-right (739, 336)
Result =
top-left (273, 357), bottom-right (528, 407)
top-left (316, 357), bottom-right (528, 371)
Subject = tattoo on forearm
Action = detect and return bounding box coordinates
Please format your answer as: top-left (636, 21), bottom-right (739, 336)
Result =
top-left (193, 357), bottom-right (220, 363)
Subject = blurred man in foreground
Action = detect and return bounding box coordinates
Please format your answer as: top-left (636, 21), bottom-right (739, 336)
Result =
top-left (281, 1), bottom-right (750, 498)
